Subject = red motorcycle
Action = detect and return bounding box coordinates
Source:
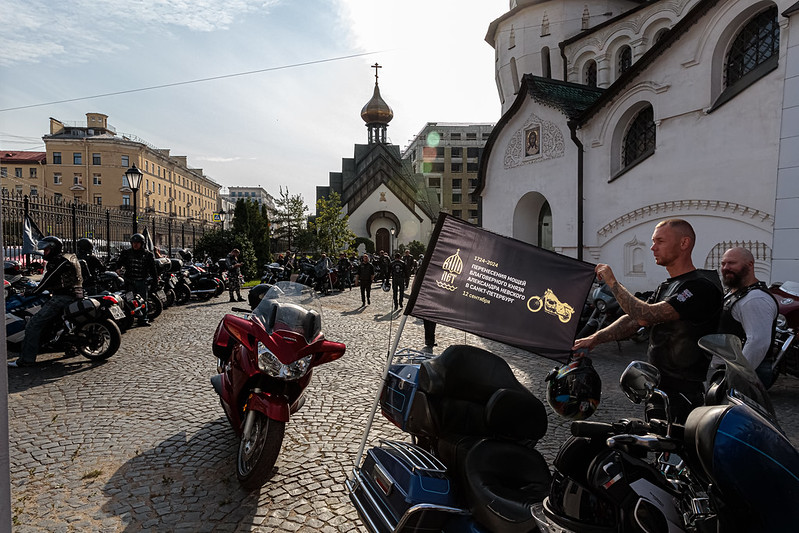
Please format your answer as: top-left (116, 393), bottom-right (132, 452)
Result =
top-left (211, 281), bottom-right (346, 488)
top-left (768, 281), bottom-right (799, 386)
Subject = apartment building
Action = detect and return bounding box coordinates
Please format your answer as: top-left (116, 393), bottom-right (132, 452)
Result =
top-left (0, 151), bottom-right (47, 197)
top-left (41, 112), bottom-right (220, 222)
top-left (402, 122), bottom-right (493, 225)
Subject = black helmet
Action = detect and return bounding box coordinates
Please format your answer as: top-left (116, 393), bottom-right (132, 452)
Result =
top-left (545, 357), bottom-right (602, 420)
top-left (76, 238), bottom-right (94, 256)
top-left (37, 236), bottom-right (63, 257)
top-left (130, 233), bottom-right (145, 245)
top-left (179, 249), bottom-right (192, 262)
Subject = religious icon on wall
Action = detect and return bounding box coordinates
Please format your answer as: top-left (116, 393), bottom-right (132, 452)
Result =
top-left (525, 126), bottom-right (540, 157)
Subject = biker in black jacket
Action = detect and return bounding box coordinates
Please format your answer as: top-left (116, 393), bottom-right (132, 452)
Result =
top-left (9, 236), bottom-right (83, 368)
top-left (116, 233), bottom-right (157, 326)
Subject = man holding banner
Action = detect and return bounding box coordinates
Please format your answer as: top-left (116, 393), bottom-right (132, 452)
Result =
top-left (573, 219), bottom-right (723, 423)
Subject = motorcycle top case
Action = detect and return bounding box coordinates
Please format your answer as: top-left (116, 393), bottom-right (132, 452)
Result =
top-left (65, 298), bottom-right (99, 323)
top-left (380, 364), bottom-right (420, 431)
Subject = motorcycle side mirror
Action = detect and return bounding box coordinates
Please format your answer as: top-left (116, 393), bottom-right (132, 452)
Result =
top-left (315, 340), bottom-right (346, 366)
top-left (620, 361), bottom-right (661, 404)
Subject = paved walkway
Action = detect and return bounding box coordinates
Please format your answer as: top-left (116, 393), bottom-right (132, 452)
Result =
top-left (6, 284), bottom-right (798, 532)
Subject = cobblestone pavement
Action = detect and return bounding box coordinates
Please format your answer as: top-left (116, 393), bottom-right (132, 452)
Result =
top-left (7, 283), bottom-right (799, 532)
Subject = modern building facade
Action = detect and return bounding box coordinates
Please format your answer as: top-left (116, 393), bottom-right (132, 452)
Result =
top-left (478, 0), bottom-right (799, 291)
top-left (402, 122), bottom-right (494, 226)
top-left (40, 113), bottom-right (220, 223)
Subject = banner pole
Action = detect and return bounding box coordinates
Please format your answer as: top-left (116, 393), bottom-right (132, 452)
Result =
top-left (351, 313), bottom-right (408, 475)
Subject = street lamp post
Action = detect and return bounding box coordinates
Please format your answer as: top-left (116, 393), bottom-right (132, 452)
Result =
top-left (390, 227), bottom-right (396, 255)
top-left (125, 164), bottom-right (143, 234)
top-left (216, 209), bottom-right (227, 230)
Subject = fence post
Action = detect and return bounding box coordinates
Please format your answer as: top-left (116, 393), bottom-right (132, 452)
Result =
top-left (23, 196), bottom-right (30, 268)
top-left (71, 202), bottom-right (77, 252)
top-left (106, 210), bottom-right (111, 261)
top-left (168, 218), bottom-right (172, 258)
top-left (192, 226), bottom-right (196, 249)
top-left (181, 224), bottom-right (185, 250)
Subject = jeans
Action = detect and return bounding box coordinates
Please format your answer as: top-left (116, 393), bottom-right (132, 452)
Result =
top-left (360, 283), bottom-right (371, 304)
top-left (20, 294), bottom-right (74, 363)
top-left (392, 279), bottom-right (404, 307)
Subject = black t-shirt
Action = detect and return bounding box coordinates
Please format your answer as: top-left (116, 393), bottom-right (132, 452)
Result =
top-left (390, 259), bottom-right (407, 281)
top-left (647, 270), bottom-right (723, 384)
top-left (357, 262), bottom-right (375, 283)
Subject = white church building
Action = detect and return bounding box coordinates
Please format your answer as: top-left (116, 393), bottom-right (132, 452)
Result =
top-left (476, 0), bottom-right (799, 293)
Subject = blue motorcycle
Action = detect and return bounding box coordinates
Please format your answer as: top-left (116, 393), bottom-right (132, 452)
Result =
top-left (348, 334), bottom-right (799, 532)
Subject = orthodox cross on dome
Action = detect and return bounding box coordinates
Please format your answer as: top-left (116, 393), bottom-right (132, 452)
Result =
top-left (372, 63), bottom-right (382, 83)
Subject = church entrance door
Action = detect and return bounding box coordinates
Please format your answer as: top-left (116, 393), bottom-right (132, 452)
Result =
top-left (376, 228), bottom-right (390, 253)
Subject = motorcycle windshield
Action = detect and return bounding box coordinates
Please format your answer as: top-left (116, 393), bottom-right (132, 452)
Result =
top-left (252, 281), bottom-right (323, 343)
top-left (698, 334), bottom-right (776, 419)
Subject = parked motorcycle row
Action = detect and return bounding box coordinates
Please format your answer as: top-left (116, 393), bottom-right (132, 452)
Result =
top-left (4, 254), bottom-right (232, 362)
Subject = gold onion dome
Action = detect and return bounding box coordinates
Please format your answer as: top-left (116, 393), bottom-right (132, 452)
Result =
top-left (361, 83), bottom-right (394, 125)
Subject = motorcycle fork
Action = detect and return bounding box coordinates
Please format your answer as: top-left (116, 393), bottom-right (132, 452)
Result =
top-left (242, 388), bottom-right (262, 441)
top-left (771, 330), bottom-right (796, 369)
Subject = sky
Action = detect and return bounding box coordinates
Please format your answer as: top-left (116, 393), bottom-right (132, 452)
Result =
top-left (0, 0), bottom-right (508, 208)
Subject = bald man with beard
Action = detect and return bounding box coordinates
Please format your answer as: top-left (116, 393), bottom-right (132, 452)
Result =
top-left (718, 247), bottom-right (779, 387)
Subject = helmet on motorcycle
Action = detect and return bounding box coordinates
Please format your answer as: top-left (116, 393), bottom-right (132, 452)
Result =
top-left (76, 238), bottom-right (94, 256)
top-left (37, 236), bottom-right (63, 257)
top-left (130, 233), bottom-right (145, 245)
top-left (545, 357), bottom-right (601, 420)
top-left (179, 249), bottom-right (192, 262)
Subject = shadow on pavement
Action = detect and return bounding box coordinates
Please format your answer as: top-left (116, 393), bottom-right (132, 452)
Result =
top-left (100, 418), bottom-right (262, 531)
top-left (6, 355), bottom-right (109, 393)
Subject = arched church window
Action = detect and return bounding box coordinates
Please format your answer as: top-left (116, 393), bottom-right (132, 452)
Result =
top-left (541, 47), bottom-right (551, 78)
top-left (510, 57), bottom-right (520, 94)
top-left (654, 28), bottom-right (668, 43)
top-left (725, 6), bottom-right (779, 88)
top-left (538, 201), bottom-right (552, 250)
top-left (584, 60), bottom-right (597, 87)
top-left (618, 45), bottom-right (632, 77)
top-left (622, 105), bottom-right (655, 168)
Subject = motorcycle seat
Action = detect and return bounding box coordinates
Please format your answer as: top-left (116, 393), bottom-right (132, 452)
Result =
top-left (416, 345), bottom-right (548, 471)
top-left (463, 438), bottom-right (551, 533)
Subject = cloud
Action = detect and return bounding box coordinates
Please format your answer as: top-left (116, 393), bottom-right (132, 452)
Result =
top-left (0, 0), bottom-right (282, 66)
top-left (195, 156), bottom-right (256, 163)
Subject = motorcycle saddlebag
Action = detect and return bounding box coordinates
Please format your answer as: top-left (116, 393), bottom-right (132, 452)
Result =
top-left (65, 298), bottom-right (100, 323)
top-left (350, 441), bottom-right (462, 533)
top-left (380, 364), bottom-right (420, 431)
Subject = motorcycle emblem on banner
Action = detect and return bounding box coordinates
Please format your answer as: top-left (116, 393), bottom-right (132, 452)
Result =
top-left (527, 288), bottom-right (575, 323)
top-left (436, 249), bottom-right (463, 292)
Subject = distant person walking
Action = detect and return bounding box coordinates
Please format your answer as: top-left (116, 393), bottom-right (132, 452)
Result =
top-left (226, 249), bottom-right (245, 302)
top-left (356, 254), bottom-right (375, 306)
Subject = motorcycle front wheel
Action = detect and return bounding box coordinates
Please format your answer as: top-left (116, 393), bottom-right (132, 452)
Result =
top-left (147, 294), bottom-right (163, 320)
top-left (174, 284), bottom-right (191, 305)
top-left (237, 411), bottom-right (285, 489)
top-left (164, 288), bottom-right (175, 308)
top-left (75, 318), bottom-right (122, 360)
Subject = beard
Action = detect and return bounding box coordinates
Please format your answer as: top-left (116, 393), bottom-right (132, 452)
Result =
top-left (722, 264), bottom-right (750, 289)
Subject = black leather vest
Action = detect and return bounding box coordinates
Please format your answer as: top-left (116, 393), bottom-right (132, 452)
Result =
top-left (720, 281), bottom-right (777, 350)
top-left (647, 270), bottom-right (722, 384)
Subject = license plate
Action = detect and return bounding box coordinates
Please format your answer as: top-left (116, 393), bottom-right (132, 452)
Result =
top-left (109, 305), bottom-right (125, 320)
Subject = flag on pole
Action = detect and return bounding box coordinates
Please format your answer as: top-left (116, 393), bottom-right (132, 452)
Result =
top-left (142, 227), bottom-right (155, 253)
top-left (22, 214), bottom-right (45, 256)
top-left (405, 214), bottom-right (596, 362)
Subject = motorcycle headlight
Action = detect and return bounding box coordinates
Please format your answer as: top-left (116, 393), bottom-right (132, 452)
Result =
top-left (776, 313), bottom-right (787, 329)
top-left (595, 300), bottom-right (607, 312)
top-left (257, 342), bottom-right (313, 379)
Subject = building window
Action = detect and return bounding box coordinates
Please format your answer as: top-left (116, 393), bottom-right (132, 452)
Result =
top-left (622, 105), bottom-right (656, 168)
top-left (451, 147), bottom-right (462, 158)
top-left (510, 57), bottom-right (520, 94)
top-left (467, 162), bottom-right (479, 172)
top-left (74, 175), bottom-right (82, 185)
top-left (469, 178), bottom-right (479, 189)
top-left (93, 174), bottom-right (101, 185)
top-left (435, 147), bottom-right (445, 158)
top-left (469, 209), bottom-right (479, 219)
top-left (122, 195), bottom-right (130, 206)
top-left (30, 186), bottom-right (38, 196)
top-left (14, 168), bottom-right (22, 178)
top-left (94, 195), bottom-right (102, 205)
top-left (53, 152), bottom-right (61, 164)
top-left (54, 173), bottom-right (62, 185)
top-left (428, 177), bottom-right (441, 188)
top-left (73, 152), bottom-right (82, 165)
top-left (452, 210), bottom-right (462, 218)
top-left (451, 162), bottom-right (463, 173)
top-left (430, 162), bottom-right (445, 173)
top-left (618, 46), bottom-right (632, 76)
top-left (452, 179), bottom-right (462, 189)
top-left (451, 133), bottom-right (461, 141)
top-left (482, 133), bottom-right (490, 140)
top-left (15, 185), bottom-right (22, 195)
top-left (452, 193), bottom-right (462, 204)
top-left (54, 193), bottom-right (62, 203)
top-left (29, 168), bottom-right (37, 178)
top-left (466, 133), bottom-right (477, 141)
top-left (725, 7), bottom-right (779, 88)
top-left (584, 60), bottom-right (597, 87)
top-left (92, 153), bottom-right (101, 165)
top-left (541, 47), bottom-right (551, 78)
top-left (466, 147), bottom-right (479, 158)
top-left (0, 167), bottom-right (5, 177)
top-left (122, 155), bottom-right (129, 167)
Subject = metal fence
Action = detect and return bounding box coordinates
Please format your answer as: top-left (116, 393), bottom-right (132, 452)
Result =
top-left (2, 193), bottom-right (216, 264)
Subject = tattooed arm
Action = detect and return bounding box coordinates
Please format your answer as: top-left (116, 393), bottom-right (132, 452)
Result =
top-left (573, 314), bottom-right (641, 351)
top-left (597, 263), bottom-right (679, 326)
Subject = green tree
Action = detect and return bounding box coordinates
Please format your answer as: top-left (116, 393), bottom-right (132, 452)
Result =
top-left (407, 240), bottom-right (426, 258)
top-left (311, 191), bottom-right (355, 255)
top-left (193, 229), bottom-right (258, 280)
top-left (232, 199), bottom-right (270, 268)
top-left (272, 187), bottom-right (308, 251)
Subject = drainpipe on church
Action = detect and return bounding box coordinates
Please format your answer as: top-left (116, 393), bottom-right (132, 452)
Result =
top-left (567, 120), bottom-right (584, 261)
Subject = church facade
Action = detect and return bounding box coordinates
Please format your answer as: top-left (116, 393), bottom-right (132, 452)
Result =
top-left (478, 0), bottom-right (799, 292)
top-left (317, 68), bottom-right (438, 254)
